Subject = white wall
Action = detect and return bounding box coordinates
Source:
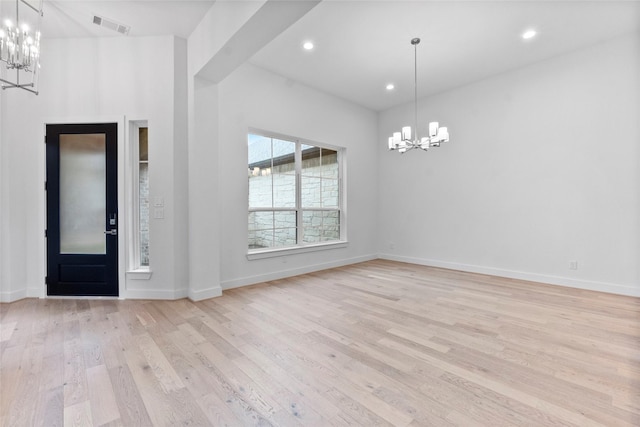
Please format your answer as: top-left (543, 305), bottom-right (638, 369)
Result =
top-left (216, 63), bottom-right (379, 289)
top-left (0, 86), bottom-right (8, 300)
top-left (172, 37), bottom-right (190, 296)
top-left (378, 34), bottom-right (640, 296)
top-left (187, 79), bottom-right (222, 300)
top-left (0, 35), bottom-right (189, 301)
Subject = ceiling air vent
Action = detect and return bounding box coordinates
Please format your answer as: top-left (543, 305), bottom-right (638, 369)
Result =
top-left (93, 15), bottom-right (131, 35)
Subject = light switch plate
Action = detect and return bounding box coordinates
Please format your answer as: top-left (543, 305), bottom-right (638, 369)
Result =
top-left (154, 197), bottom-right (164, 207)
top-left (154, 208), bottom-right (164, 219)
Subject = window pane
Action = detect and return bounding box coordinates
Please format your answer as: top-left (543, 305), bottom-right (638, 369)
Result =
top-left (273, 173), bottom-right (296, 207)
top-left (272, 138), bottom-right (295, 159)
top-left (248, 134), bottom-right (272, 165)
top-left (248, 135), bottom-right (296, 209)
top-left (249, 211), bottom-right (273, 231)
top-left (139, 128), bottom-right (149, 161)
top-left (59, 134), bottom-right (106, 254)
top-left (249, 211), bottom-right (274, 249)
top-left (321, 149), bottom-right (338, 178)
top-left (253, 231), bottom-right (274, 249)
top-left (248, 134), bottom-right (272, 208)
top-left (248, 174), bottom-right (273, 208)
top-left (302, 210), bottom-right (321, 243)
top-left (274, 211), bottom-right (296, 229)
top-left (322, 211), bottom-right (340, 241)
top-left (302, 210), bottom-right (340, 243)
top-left (321, 178), bottom-right (339, 208)
top-left (301, 176), bottom-right (321, 207)
top-left (249, 211), bottom-right (296, 249)
top-left (274, 211), bottom-right (296, 247)
top-left (139, 127), bottom-right (149, 266)
top-left (301, 145), bottom-right (321, 177)
top-left (274, 228), bottom-right (297, 247)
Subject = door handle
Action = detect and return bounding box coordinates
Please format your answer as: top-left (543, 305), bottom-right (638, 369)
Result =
top-left (104, 229), bottom-right (118, 236)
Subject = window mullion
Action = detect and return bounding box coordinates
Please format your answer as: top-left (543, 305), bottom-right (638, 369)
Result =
top-left (295, 140), bottom-right (302, 245)
top-left (270, 137), bottom-right (275, 246)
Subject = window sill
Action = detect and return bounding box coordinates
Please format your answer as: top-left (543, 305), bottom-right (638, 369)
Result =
top-left (247, 241), bottom-right (348, 260)
top-left (126, 268), bottom-right (152, 280)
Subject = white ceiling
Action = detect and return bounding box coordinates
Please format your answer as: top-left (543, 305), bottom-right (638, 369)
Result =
top-left (4, 0), bottom-right (639, 111)
top-left (12, 0), bottom-right (216, 39)
top-left (250, 1), bottom-right (640, 111)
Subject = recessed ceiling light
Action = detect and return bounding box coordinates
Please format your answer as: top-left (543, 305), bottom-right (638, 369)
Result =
top-left (303, 41), bottom-right (314, 50)
top-left (522, 29), bottom-right (537, 40)
top-left (386, 83), bottom-right (395, 91)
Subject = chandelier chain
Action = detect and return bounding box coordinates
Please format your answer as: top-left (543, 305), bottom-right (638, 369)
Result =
top-left (414, 39), bottom-right (418, 140)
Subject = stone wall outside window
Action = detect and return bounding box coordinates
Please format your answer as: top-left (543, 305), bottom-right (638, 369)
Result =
top-left (248, 152), bottom-right (339, 249)
top-left (139, 163), bottom-right (150, 265)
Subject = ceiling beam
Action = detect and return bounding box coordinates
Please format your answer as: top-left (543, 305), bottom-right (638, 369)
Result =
top-left (196, 0), bottom-right (321, 84)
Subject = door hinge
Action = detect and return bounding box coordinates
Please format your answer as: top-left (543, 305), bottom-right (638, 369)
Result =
top-left (44, 181), bottom-right (47, 191)
top-left (45, 229), bottom-right (47, 238)
top-left (45, 276), bottom-right (48, 285)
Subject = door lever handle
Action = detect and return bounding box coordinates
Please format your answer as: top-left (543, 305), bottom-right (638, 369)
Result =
top-left (104, 229), bottom-right (118, 236)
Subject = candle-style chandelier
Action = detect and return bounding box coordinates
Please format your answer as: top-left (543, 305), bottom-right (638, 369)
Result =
top-left (388, 38), bottom-right (449, 153)
top-left (0, 0), bottom-right (43, 95)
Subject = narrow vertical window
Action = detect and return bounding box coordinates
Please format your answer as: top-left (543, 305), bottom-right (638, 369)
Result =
top-left (138, 128), bottom-right (149, 266)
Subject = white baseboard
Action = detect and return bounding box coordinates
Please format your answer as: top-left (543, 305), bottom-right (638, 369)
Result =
top-left (28, 288), bottom-right (44, 299)
top-left (188, 285), bottom-right (223, 302)
top-left (0, 288), bottom-right (27, 303)
top-left (379, 253), bottom-right (640, 298)
top-left (124, 288), bottom-right (188, 300)
top-left (221, 254), bottom-right (378, 290)
top-left (4, 255), bottom-right (635, 301)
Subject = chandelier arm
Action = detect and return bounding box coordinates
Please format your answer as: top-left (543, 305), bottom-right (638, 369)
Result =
top-left (1, 80), bottom-right (38, 94)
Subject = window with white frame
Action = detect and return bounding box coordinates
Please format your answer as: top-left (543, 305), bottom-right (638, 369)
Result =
top-left (248, 132), bottom-right (343, 251)
top-left (138, 127), bottom-right (149, 266)
top-left (128, 121), bottom-right (150, 273)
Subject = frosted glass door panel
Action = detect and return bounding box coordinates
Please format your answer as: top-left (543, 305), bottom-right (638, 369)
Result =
top-left (59, 134), bottom-right (106, 254)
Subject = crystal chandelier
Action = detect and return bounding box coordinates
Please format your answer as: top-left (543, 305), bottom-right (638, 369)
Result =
top-left (0, 0), bottom-right (43, 94)
top-left (388, 38), bottom-right (449, 153)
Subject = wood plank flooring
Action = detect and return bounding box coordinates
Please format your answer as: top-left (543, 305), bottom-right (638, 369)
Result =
top-left (1, 259), bottom-right (639, 426)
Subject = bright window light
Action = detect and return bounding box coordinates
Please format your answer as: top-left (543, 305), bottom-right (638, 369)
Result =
top-left (303, 41), bottom-right (314, 50)
top-left (522, 29), bottom-right (537, 40)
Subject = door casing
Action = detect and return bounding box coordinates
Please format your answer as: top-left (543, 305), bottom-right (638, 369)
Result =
top-left (46, 123), bottom-right (119, 296)
top-left (40, 117), bottom-right (126, 299)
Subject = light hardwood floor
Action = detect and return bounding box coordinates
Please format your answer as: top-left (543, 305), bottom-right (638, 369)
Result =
top-left (1, 260), bottom-right (639, 426)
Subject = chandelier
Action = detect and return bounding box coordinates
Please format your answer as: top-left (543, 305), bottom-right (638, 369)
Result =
top-left (388, 38), bottom-right (449, 153)
top-left (0, 0), bottom-right (43, 95)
